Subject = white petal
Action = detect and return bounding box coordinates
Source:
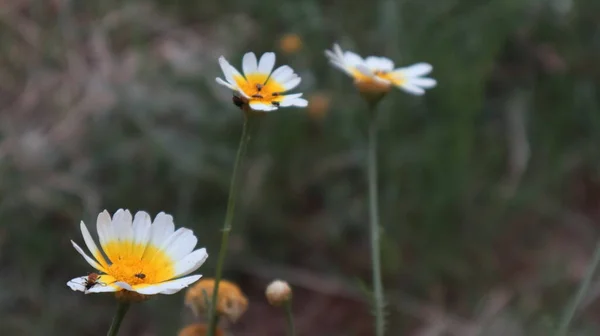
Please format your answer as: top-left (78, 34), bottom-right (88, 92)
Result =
top-left (270, 65), bottom-right (294, 84)
top-left (242, 52), bottom-right (258, 77)
top-left (218, 57), bottom-right (236, 84)
top-left (343, 51), bottom-right (365, 67)
top-left (395, 63), bottom-right (433, 77)
top-left (67, 276), bottom-right (87, 292)
top-left (133, 275), bottom-right (203, 295)
top-left (149, 212), bottom-right (175, 248)
top-left (173, 248), bottom-right (208, 277)
top-left (86, 284), bottom-right (119, 293)
top-left (216, 77), bottom-right (236, 90)
top-left (366, 56), bottom-right (394, 72)
top-left (398, 83), bottom-right (426, 95)
top-left (71, 241), bottom-right (105, 272)
top-left (249, 101), bottom-right (278, 112)
top-left (409, 77), bottom-right (437, 88)
top-left (131, 211), bottom-right (152, 258)
top-left (281, 97), bottom-right (308, 107)
top-left (113, 281), bottom-right (134, 291)
top-left (160, 228), bottom-right (198, 261)
top-left (258, 52), bottom-right (276, 75)
top-left (278, 93), bottom-right (303, 107)
top-left (112, 209), bottom-right (133, 242)
top-left (282, 76), bottom-right (301, 91)
top-left (333, 44), bottom-right (345, 59)
top-left (96, 210), bottom-right (113, 251)
top-left (87, 275), bottom-right (119, 293)
top-left (328, 61), bottom-right (353, 76)
top-left (355, 63), bottom-right (375, 77)
top-left (80, 221), bottom-right (108, 268)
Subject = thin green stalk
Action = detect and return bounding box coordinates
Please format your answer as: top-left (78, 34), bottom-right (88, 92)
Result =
top-left (284, 300), bottom-right (296, 336)
top-left (367, 105), bottom-right (385, 336)
top-left (106, 302), bottom-right (130, 336)
top-left (207, 115), bottom-right (252, 336)
top-left (556, 239), bottom-right (600, 336)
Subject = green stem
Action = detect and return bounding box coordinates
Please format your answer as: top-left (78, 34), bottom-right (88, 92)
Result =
top-left (284, 300), bottom-right (296, 336)
top-left (207, 115), bottom-right (252, 336)
top-left (556, 239), bottom-right (600, 336)
top-left (367, 106), bottom-right (385, 336)
top-left (106, 302), bottom-right (130, 336)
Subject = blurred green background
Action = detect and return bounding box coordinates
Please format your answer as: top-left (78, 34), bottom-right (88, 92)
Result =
top-left (1, 0), bottom-right (599, 335)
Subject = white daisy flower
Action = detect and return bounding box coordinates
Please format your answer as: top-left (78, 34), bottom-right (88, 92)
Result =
top-left (216, 51), bottom-right (308, 112)
top-left (325, 43), bottom-right (437, 96)
top-left (67, 209), bottom-right (207, 297)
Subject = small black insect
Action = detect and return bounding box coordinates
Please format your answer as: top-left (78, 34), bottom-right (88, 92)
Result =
top-left (134, 273), bottom-right (146, 279)
top-left (251, 94), bottom-right (264, 99)
top-left (271, 101), bottom-right (280, 107)
top-left (272, 92), bottom-right (281, 97)
top-left (256, 83), bottom-right (263, 92)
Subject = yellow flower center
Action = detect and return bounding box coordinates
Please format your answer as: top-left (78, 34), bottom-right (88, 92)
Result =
top-left (234, 73), bottom-right (286, 106)
top-left (349, 68), bottom-right (405, 94)
top-left (103, 241), bottom-right (175, 286)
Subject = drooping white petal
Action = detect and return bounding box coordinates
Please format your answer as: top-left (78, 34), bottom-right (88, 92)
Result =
top-left (216, 77), bottom-right (237, 90)
top-left (113, 281), bottom-right (134, 291)
top-left (71, 241), bottom-right (105, 272)
top-left (281, 76), bottom-right (301, 91)
top-left (86, 274), bottom-right (119, 293)
top-left (218, 57), bottom-right (236, 84)
top-left (333, 44), bottom-right (345, 60)
top-left (258, 52), bottom-right (276, 75)
top-left (242, 52), bottom-right (258, 77)
top-left (249, 101), bottom-right (279, 111)
top-left (408, 77), bottom-right (437, 88)
top-left (173, 248), bottom-right (208, 277)
top-left (160, 228), bottom-right (198, 261)
top-left (86, 283), bottom-right (120, 293)
top-left (67, 276), bottom-right (88, 292)
top-left (395, 63), bottom-right (433, 77)
top-left (80, 221), bottom-right (108, 268)
top-left (133, 275), bottom-right (202, 295)
top-left (398, 83), bottom-right (426, 95)
top-left (149, 212), bottom-right (175, 248)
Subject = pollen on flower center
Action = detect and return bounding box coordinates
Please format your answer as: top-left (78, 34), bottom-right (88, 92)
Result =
top-left (107, 258), bottom-right (153, 285)
top-left (234, 74), bottom-right (285, 104)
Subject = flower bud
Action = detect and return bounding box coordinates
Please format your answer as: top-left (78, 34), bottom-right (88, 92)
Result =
top-left (265, 280), bottom-right (292, 306)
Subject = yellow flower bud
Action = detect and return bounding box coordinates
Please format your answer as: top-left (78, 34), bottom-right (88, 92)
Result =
top-left (185, 278), bottom-right (248, 322)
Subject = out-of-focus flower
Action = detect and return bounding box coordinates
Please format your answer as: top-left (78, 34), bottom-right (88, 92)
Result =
top-left (265, 280), bottom-right (292, 306)
top-left (185, 278), bottom-right (249, 322)
top-left (279, 33), bottom-right (303, 54)
top-left (324, 43), bottom-right (437, 100)
top-left (307, 92), bottom-right (331, 121)
top-left (67, 209), bottom-right (208, 301)
top-left (178, 323), bottom-right (225, 336)
top-left (216, 52), bottom-right (308, 112)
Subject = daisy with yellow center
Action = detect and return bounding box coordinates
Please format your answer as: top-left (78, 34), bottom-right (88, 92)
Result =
top-left (325, 43), bottom-right (437, 96)
top-left (67, 209), bottom-right (207, 296)
top-left (216, 51), bottom-right (308, 112)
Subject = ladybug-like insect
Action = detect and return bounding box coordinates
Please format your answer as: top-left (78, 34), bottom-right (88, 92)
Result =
top-left (232, 96), bottom-right (245, 108)
top-left (84, 273), bottom-right (103, 291)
